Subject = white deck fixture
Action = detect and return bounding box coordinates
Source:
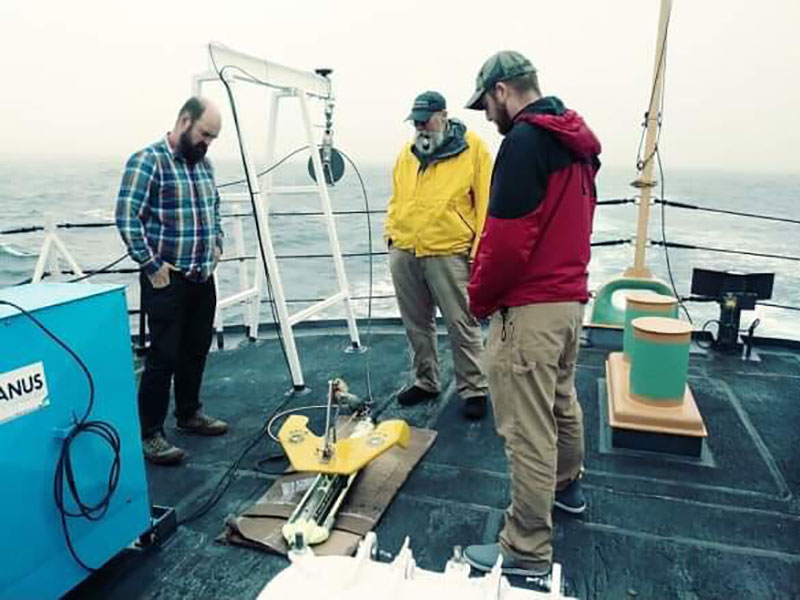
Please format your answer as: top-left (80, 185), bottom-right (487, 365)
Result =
top-left (258, 533), bottom-right (576, 600)
top-left (195, 43), bottom-right (361, 390)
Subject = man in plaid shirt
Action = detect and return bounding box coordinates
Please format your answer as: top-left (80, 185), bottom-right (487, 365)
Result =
top-left (116, 96), bottom-right (228, 465)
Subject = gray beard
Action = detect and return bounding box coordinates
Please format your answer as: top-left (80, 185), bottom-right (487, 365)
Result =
top-left (414, 126), bottom-right (447, 156)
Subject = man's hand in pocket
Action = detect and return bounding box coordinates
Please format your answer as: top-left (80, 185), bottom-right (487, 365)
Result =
top-left (149, 262), bottom-right (179, 289)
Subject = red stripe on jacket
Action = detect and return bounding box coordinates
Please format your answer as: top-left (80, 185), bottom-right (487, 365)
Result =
top-left (468, 108), bottom-right (601, 319)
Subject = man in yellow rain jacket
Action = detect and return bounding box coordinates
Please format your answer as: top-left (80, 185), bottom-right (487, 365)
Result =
top-left (385, 91), bottom-right (492, 420)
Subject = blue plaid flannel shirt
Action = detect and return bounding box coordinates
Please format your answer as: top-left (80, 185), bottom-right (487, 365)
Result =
top-left (115, 135), bottom-right (223, 280)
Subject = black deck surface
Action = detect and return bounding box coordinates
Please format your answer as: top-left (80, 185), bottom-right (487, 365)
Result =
top-left (68, 322), bottom-right (800, 599)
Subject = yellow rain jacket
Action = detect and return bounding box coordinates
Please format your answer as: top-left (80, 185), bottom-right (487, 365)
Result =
top-left (385, 122), bottom-right (492, 258)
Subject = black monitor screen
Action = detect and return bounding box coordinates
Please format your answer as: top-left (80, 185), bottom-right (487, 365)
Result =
top-left (691, 268), bottom-right (774, 300)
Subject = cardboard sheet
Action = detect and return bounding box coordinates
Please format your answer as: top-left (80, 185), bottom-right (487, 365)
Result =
top-left (222, 425), bottom-right (436, 556)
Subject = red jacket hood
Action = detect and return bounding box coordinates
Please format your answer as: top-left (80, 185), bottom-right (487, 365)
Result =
top-left (514, 102), bottom-right (601, 159)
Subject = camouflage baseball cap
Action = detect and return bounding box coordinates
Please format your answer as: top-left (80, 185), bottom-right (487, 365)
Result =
top-left (465, 50), bottom-right (536, 110)
top-left (406, 90), bottom-right (447, 122)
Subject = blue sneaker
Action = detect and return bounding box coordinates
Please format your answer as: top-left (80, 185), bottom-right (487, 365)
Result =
top-left (463, 543), bottom-right (550, 577)
top-left (554, 477), bottom-right (586, 514)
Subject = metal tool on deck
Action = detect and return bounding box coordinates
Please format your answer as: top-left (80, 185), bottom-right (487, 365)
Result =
top-left (278, 379), bottom-right (410, 548)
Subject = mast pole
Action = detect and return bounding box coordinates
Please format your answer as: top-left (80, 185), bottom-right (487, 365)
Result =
top-left (626, 0), bottom-right (672, 278)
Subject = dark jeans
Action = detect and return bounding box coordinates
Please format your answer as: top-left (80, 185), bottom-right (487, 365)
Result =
top-left (138, 270), bottom-right (216, 439)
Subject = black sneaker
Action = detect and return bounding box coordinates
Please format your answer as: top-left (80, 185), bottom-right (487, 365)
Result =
top-left (462, 395), bottom-right (488, 420)
top-left (554, 477), bottom-right (587, 514)
top-left (397, 385), bottom-right (439, 407)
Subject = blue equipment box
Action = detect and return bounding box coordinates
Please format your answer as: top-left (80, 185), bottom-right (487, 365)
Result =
top-left (0, 283), bottom-right (151, 599)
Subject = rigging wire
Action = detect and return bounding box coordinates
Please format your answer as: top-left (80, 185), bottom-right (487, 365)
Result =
top-left (337, 149), bottom-right (376, 407)
top-left (652, 241), bottom-right (800, 263)
top-left (208, 44), bottom-right (293, 380)
top-left (654, 199), bottom-right (800, 226)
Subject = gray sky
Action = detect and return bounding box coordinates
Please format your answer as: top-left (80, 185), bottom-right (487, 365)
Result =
top-left (1, 0), bottom-right (798, 172)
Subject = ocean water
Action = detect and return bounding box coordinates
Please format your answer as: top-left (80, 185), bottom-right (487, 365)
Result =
top-left (2, 156), bottom-right (800, 340)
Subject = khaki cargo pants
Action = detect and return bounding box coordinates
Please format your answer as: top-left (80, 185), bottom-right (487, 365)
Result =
top-left (389, 247), bottom-right (488, 399)
top-left (484, 302), bottom-right (585, 570)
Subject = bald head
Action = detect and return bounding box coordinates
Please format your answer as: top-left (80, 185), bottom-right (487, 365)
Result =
top-left (172, 96), bottom-right (221, 165)
top-left (175, 96), bottom-right (216, 124)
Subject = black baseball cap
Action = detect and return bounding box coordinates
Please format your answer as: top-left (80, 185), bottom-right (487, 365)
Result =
top-left (406, 90), bottom-right (447, 122)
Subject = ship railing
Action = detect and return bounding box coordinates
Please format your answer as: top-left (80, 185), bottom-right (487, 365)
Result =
top-left (3, 196), bottom-right (800, 352)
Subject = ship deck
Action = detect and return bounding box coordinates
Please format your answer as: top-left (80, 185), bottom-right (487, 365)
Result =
top-left (68, 320), bottom-right (800, 599)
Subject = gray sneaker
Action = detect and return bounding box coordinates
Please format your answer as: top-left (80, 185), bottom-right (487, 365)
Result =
top-left (143, 433), bottom-right (186, 466)
top-left (176, 412), bottom-right (228, 436)
top-left (463, 543), bottom-right (551, 577)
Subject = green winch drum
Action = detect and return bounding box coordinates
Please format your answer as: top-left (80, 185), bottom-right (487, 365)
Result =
top-left (623, 293), bottom-right (678, 361)
top-left (629, 316), bottom-right (693, 404)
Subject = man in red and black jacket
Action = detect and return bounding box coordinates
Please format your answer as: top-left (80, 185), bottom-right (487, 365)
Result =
top-left (461, 51), bottom-right (601, 584)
